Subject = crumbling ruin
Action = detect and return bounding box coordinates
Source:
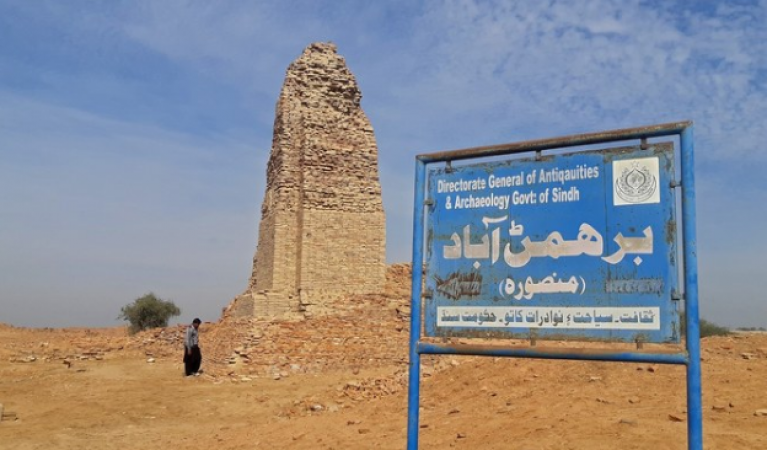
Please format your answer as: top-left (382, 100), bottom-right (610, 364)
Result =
top-left (231, 42), bottom-right (386, 318)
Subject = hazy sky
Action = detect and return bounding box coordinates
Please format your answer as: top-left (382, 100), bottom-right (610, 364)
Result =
top-left (1, 1), bottom-right (765, 328)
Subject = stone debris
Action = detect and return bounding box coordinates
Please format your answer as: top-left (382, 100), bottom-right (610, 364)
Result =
top-left (0, 403), bottom-right (18, 422)
top-left (195, 265), bottom-right (418, 380)
top-left (340, 370), bottom-right (407, 401)
top-left (7, 332), bottom-right (129, 365)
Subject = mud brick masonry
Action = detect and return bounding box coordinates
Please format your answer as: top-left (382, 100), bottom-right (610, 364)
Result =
top-left (231, 42), bottom-right (386, 318)
top-left (208, 43), bottom-right (413, 379)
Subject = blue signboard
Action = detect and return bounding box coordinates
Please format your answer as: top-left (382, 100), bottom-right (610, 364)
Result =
top-left (408, 123), bottom-right (702, 450)
top-left (424, 143), bottom-right (679, 343)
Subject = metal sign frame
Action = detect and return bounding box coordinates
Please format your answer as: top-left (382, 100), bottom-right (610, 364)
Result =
top-left (406, 122), bottom-right (701, 449)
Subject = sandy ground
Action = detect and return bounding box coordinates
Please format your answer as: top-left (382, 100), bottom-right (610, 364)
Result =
top-left (1, 325), bottom-right (766, 449)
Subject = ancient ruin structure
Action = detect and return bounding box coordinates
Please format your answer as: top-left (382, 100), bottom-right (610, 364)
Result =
top-left (231, 42), bottom-right (386, 317)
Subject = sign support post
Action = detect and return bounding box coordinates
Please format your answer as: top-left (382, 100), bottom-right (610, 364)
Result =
top-left (407, 158), bottom-right (427, 450)
top-left (681, 125), bottom-right (702, 449)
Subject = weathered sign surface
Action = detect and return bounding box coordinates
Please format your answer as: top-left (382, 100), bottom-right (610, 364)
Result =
top-left (424, 143), bottom-right (679, 343)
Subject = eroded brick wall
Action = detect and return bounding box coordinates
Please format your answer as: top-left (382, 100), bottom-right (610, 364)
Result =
top-left (240, 42), bottom-right (386, 317)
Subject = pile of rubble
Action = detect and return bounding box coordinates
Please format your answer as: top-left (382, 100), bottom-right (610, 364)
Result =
top-left (3, 327), bottom-right (130, 365)
top-left (205, 264), bottom-right (414, 380)
top-left (0, 403), bottom-right (18, 423)
top-left (2, 323), bottom-right (193, 366)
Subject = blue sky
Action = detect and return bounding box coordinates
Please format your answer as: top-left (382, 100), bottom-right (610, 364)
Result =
top-left (1, 0), bottom-right (765, 328)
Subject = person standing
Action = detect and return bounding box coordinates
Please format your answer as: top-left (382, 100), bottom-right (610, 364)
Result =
top-left (184, 318), bottom-right (202, 376)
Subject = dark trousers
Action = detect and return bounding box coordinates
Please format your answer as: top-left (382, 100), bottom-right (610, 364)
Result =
top-left (184, 345), bottom-right (202, 376)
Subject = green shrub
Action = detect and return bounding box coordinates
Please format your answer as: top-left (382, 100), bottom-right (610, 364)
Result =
top-left (118, 293), bottom-right (181, 334)
top-left (679, 315), bottom-right (730, 338)
top-left (699, 319), bottom-right (730, 338)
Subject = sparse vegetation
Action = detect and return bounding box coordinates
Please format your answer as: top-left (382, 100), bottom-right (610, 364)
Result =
top-left (680, 315), bottom-right (731, 338)
top-left (699, 319), bottom-right (730, 338)
top-left (118, 293), bottom-right (181, 334)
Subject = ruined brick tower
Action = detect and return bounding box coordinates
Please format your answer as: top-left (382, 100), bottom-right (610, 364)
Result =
top-left (232, 42), bottom-right (386, 317)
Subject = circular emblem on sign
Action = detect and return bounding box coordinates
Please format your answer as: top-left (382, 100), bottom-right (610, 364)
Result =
top-left (615, 162), bottom-right (657, 203)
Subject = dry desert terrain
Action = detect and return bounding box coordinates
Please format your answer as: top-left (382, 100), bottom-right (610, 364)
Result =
top-left (1, 323), bottom-right (766, 449)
